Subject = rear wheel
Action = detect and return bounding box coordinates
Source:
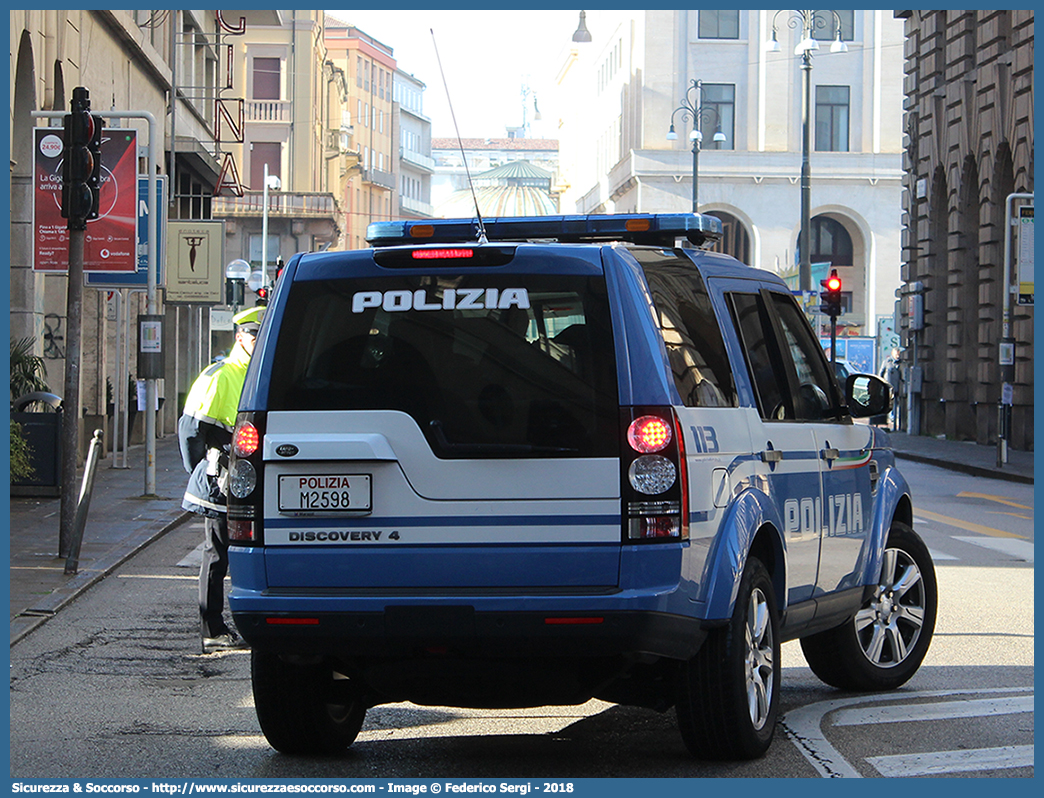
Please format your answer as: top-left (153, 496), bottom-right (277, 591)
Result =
top-left (676, 555), bottom-right (780, 760)
top-left (251, 651), bottom-right (366, 754)
top-left (801, 522), bottom-right (937, 691)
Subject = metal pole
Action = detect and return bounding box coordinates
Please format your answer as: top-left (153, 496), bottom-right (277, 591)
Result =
top-left (262, 162), bottom-right (270, 278)
top-left (799, 48), bottom-right (813, 292)
top-left (691, 135), bottom-right (699, 212)
top-left (64, 429), bottom-right (104, 574)
top-left (998, 192), bottom-right (1033, 466)
top-left (58, 225), bottom-right (85, 559)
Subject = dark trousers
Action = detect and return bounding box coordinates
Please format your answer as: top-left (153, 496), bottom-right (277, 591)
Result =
top-left (199, 514), bottom-right (230, 638)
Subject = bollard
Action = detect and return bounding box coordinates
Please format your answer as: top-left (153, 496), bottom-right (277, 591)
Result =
top-left (65, 429), bottom-right (104, 575)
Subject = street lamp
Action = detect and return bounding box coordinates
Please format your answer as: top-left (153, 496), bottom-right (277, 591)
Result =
top-left (667, 79), bottom-right (727, 213)
top-left (225, 258), bottom-right (250, 315)
top-left (765, 10), bottom-right (848, 292)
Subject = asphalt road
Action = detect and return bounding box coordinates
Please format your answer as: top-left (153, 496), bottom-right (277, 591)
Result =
top-left (9, 464), bottom-right (1033, 780)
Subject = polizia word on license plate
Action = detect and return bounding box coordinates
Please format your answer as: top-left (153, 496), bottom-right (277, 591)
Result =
top-left (278, 474), bottom-right (371, 513)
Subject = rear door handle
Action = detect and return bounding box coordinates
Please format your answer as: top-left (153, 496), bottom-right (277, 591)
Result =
top-left (821, 447), bottom-right (839, 462)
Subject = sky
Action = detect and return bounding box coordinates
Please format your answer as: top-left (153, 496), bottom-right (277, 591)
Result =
top-left (326, 9), bottom-right (588, 140)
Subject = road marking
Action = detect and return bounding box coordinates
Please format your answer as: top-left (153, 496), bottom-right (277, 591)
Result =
top-left (986, 510), bottom-right (1033, 520)
top-left (914, 508), bottom-right (1027, 539)
top-left (782, 688), bottom-right (1031, 778)
top-left (954, 536), bottom-right (1035, 563)
top-left (956, 491), bottom-right (1033, 511)
top-left (832, 695), bottom-right (1034, 725)
top-left (927, 548), bottom-right (959, 561)
top-left (867, 744), bottom-right (1034, 777)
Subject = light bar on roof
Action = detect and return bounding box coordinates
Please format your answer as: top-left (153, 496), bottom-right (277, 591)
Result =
top-left (365, 213), bottom-right (723, 249)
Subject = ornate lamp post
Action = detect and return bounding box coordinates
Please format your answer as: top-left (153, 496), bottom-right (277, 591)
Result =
top-left (667, 79), bottom-right (727, 213)
top-left (765, 10), bottom-right (848, 291)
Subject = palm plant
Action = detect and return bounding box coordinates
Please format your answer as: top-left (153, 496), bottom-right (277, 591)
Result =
top-left (10, 337), bottom-right (50, 402)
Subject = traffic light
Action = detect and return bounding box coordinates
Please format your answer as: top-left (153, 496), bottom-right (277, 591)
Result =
top-left (61, 87), bottom-right (103, 230)
top-left (820, 269), bottom-right (843, 319)
top-left (255, 285), bottom-right (269, 306)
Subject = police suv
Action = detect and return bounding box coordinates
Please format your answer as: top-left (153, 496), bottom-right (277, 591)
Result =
top-left (226, 213), bottom-right (936, 760)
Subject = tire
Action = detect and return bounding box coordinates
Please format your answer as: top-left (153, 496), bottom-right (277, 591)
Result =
top-left (676, 556), bottom-right (780, 760)
top-left (801, 522), bottom-right (937, 691)
top-left (251, 651), bottom-right (367, 755)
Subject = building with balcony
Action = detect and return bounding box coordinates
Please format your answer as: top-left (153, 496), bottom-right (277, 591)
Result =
top-left (554, 10), bottom-right (905, 341)
top-left (395, 69), bottom-right (434, 219)
top-left (9, 9), bottom-right (262, 450)
top-left (214, 11), bottom-right (345, 274)
top-left (325, 16), bottom-right (398, 249)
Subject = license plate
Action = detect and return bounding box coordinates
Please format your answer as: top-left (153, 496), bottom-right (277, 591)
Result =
top-left (278, 474), bottom-right (371, 513)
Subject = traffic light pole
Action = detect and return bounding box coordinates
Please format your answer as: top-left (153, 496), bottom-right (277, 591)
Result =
top-left (58, 226), bottom-right (85, 557)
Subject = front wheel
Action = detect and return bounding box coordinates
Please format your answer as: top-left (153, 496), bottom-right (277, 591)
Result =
top-left (676, 555), bottom-right (780, 760)
top-left (251, 651), bottom-right (367, 754)
top-left (801, 522), bottom-right (937, 691)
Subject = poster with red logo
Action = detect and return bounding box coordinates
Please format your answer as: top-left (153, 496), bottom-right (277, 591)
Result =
top-left (33, 126), bottom-right (138, 273)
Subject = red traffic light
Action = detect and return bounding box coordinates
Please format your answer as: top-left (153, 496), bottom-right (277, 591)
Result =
top-left (825, 274), bottom-right (841, 292)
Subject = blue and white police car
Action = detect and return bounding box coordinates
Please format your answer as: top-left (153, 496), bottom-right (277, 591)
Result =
top-left (226, 213), bottom-right (936, 760)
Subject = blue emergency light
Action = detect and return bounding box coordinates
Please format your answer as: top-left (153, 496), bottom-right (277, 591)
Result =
top-left (366, 213), bottom-right (723, 249)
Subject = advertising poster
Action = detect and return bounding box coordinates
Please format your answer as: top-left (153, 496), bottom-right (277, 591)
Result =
top-left (33, 126), bottom-right (138, 272)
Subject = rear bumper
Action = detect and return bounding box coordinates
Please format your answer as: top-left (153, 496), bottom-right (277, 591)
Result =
top-left (233, 605), bottom-right (707, 662)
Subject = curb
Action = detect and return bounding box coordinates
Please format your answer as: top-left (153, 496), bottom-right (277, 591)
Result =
top-left (893, 452), bottom-right (1033, 485)
top-left (10, 510), bottom-right (194, 646)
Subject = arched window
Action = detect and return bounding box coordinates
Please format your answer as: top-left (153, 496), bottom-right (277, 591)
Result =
top-left (707, 211), bottom-right (751, 265)
top-left (801, 216), bottom-right (853, 267)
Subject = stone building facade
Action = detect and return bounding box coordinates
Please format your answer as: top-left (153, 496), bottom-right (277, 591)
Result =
top-left (895, 10), bottom-right (1034, 449)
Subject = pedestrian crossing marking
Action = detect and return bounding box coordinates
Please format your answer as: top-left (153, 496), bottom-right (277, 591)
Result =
top-left (832, 694), bottom-right (1033, 725)
top-left (954, 536), bottom-right (1035, 563)
top-left (783, 688), bottom-right (1033, 778)
top-left (867, 744), bottom-right (1033, 777)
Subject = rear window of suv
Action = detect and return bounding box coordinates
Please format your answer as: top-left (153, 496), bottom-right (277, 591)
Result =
top-left (265, 273), bottom-right (620, 459)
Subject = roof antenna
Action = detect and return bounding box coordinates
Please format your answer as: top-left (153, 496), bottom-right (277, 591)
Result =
top-left (431, 28), bottom-right (488, 244)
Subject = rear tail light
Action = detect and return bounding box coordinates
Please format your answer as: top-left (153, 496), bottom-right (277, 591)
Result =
top-left (228, 411), bottom-right (265, 545)
top-left (621, 407), bottom-right (688, 542)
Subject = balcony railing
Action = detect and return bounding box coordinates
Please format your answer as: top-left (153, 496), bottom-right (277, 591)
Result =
top-left (361, 168), bottom-right (395, 190)
top-left (212, 191), bottom-right (338, 218)
top-left (246, 100), bottom-right (292, 123)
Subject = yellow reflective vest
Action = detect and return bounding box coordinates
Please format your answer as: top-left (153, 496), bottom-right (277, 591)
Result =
top-left (179, 342), bottom-right (251, 516)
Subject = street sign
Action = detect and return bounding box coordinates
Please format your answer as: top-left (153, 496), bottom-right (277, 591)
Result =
top-left (165, 220), bottom-right (225, 304)
top-left (1016, 205), bottom-right (1033, 305)
top-left (33, 127), bottom-right (138, 272)
top-left (86, 176), bottom-right (167, 288)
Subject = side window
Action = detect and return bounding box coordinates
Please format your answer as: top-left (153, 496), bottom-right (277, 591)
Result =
top-left (728, 292), bottom-right (789, 420)
top-left (638, 256), bottom-right (737, 408)
top-left (769, 293), bottom-right (840, 420)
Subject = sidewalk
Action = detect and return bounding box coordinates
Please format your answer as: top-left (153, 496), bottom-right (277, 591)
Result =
top-left (8, 428), bottom-right (1033, 645)
top-left (9, 433), bottom-right (192, 644)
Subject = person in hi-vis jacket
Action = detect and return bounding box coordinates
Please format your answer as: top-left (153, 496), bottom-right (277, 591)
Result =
top-left (179, 305), bottom-right (263, 653)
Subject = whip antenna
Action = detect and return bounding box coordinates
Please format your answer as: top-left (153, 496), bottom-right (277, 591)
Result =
top-left (431, 29), bottom-right (487, 244)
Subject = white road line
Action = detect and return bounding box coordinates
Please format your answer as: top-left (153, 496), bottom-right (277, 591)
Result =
top-left (782, 687), bottom-right (1031, 778)
top-left (928, 548), bottom-right (959, 561)
top-left (867, 744), bottom-right (1034, 777)
top-left (954, 536), bottom-right (1035, 563)
top-left (832, 694), bottom-right (1034, 726)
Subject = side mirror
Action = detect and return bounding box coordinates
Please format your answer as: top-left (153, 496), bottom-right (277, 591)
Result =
top-left (845, 373), bottom-right (892, 418)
